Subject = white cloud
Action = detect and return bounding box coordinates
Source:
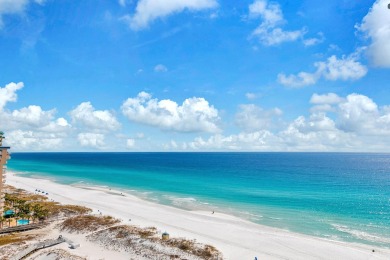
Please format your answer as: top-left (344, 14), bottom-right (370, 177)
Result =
top-left (39, 118), bottom-right (71, 132)
top-left (278, 53), bottom-right (367, 87)
top-left (154, 64), bottom-right (168, 72)
top-left (188, 131), bottom-right (281, 150)
top-left (0, 82), bottom-right (24, 111)
top-left (249, 0), bottom-right (282, 21)
top-left (123, 0), bottom-right (218, 30)
top-left (0, 82), bottom-right (71, 150)
top-left (303, 32), bottom-right (325, 47)
top-left (121, 92), bottom-right (220, 133)
top-left (1, 104), bottom-right (71, 133)
top-left (11, 105), bottom-right (55, 127)
top-left (277, 72), bottom-right (317, 88)
top-left (310, 93), bottom-right (344, 105)
top-left (316, 55), bottom-right (367, 81)
top-left (0, 0), bottom-right (44, 28)
top-left (187, 112), bottom-right (351, 151)
top-left (0, 104), bottom-right (71, 150)
top-left (0, 0), bottom-right (28, 16)
top-left (278, 113), bottom-right (355, 151)
top-left (185, 93), bottom-right (390, 152)
top-left (357, 0), bottom-right (390, 67)
top-left (245, 92), bottom-right (260, 100)
top-left (126, 138), bottom-right (135, 148)
top-left (235, 104), bottom-right (282, 131)
top-left (70, 102), bottom-right (120, 131)
top-left (248, 0), bottom-right (305, 46)
top-left (77, 133), bottom-right (105, 148)
top-left (118, 0), bottom-right (126, 7)
top-left (309, 93), bottom-right (344, 113)
top-left (5, 130), bottom-right (63, 151)
top-left (337, 94), bottom-right (379, 133)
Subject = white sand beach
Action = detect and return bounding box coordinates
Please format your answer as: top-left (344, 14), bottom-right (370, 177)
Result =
top-left (6, 172), bottom-right (390, 260)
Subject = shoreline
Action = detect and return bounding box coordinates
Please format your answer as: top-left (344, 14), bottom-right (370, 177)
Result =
top-left (6, 172), bottom-right (390, 259)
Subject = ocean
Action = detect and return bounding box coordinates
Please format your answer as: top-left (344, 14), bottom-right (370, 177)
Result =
top-left (7, 152), bottom-right (390, 248)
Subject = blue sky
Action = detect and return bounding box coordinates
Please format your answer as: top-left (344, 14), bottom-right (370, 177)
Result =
top-left (0, 0), bottom-right (390, 151)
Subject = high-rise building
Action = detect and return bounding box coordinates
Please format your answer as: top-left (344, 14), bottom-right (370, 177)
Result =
top-left (0, 134), bottom-right (10, 218)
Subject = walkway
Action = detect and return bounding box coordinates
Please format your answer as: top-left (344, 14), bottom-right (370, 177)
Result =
top-left (0, 223), bottom-right (45, 235)
top-left (11, 235), bottom-right (66, 260)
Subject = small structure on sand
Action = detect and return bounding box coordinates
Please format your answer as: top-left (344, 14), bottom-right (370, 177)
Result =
top-left (162, 232), bottom-right (170, 240)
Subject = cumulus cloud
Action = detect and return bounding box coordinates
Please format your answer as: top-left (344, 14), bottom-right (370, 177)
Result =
top-left (278, 113), bottom-right (355, 151)
top-left (248, 0), bottom-right (305, 46)
top-left (123, 0), bottom-right (218, 30)
top-left (235, 104), bottom-right (282, 131)
top-left (277, 72), bottom-right (317, 88)
top-left (187, 113), bottom-right (351, 151)
top-left (11, 105), bottom-right (55, 127)
top-left (154, 64), bottom-right (168, 72)
top-left (121, 92), bottom-right (220, 133)
top-left (70, 102), bottom-right (120, 131)
top-left (1, 104), bottom-right (70, 134)
top-left (317, 54), bottom-right (367, 81)
top-left (278, 53), bottom-right (367, 87)
top-left (357, 0), bottom-right (390, 67)
top-left (185, 93), bottom-right (390, 152)
top-left (0, 82), bottom-right (71, 150)
top-left (77, 133), bottom-right (105, 148)
top-left (6, 130), bottom-right (64, 151)
top-left (0, 82), bottom-right (24, 111)
top-left (337, 94), bottom-right (379, 133)
top-left (310, 93), bottom-right (344, 105)
top-left (1, 106), bottom-right (71, 150)
top-left (309, 93), bottom-right (390, 136)
top-left (309, 93), bottom-right (344, 113)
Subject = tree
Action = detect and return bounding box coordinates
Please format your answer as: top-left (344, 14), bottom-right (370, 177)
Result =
top-left (0, 131), bottom-right (4, 146)
top-left (0, 216), bottom-right (4, 228)
top-left (32, 204), bottom-right (49, 222)
top-left (15, 201), bottom-right (31, 225)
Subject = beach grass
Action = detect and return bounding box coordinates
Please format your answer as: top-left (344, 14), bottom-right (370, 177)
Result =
top-left (60, 215), bottom-right (120, 233)
top-left (0, 233), bottom-right (37, 246)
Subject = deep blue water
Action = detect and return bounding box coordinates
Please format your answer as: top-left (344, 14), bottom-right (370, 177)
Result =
top-left (7, 152), bottom-right (390, 247)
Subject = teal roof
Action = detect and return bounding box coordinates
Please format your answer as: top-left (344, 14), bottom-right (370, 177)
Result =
top-left (4, 210), bottom-right (15, 216)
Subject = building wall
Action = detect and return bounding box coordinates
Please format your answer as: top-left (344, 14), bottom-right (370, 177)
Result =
top-left (0, 148), bottom-right (10, 217)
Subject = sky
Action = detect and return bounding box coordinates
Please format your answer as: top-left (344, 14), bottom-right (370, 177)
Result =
top-left (0, 0), bottom-right (390, 152)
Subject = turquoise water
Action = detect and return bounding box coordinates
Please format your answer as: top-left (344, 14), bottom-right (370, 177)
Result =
top-left (8, 152), bottom-right (390, 248)
top-left (3, 210), bottom-right (15, 217)
top-left (17, 219), bottom-right (29, 225)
